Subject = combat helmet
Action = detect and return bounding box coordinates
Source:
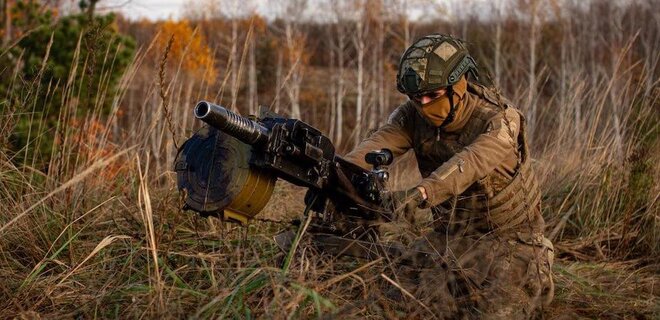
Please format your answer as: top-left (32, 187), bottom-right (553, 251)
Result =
top-left (396, 34), bottom-right (479, 97)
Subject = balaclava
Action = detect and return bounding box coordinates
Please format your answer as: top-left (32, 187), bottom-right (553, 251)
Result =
top-left (417, 76), bottom-right (468, 127)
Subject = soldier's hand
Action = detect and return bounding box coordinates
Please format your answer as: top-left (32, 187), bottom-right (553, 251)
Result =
top-left (384, 187), bottom-right (427, 223)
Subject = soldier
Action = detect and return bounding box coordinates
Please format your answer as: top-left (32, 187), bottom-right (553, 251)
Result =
top-left (343, 34), bottom-right (554, 319)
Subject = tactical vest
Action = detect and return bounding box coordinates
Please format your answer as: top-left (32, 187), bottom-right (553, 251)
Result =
top-left (411, 83), bottom-right (542, 234)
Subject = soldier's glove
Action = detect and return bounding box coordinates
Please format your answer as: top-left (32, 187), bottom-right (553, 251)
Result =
top-left (384, 187), bottom-right (426, 223)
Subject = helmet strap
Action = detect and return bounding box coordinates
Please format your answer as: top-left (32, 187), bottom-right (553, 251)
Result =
top-left (439, 85), bottom-right (457, 129)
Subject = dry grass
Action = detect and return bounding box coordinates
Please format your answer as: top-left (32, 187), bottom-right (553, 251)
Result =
top-left (549, 261), bottom-right (659, 319)
top-left (0, 183), bottom-right (656, 318)
top-left (1, 2), bottom-right (659, 319)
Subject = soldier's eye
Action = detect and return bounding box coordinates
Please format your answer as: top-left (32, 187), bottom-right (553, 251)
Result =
top-left (413, 91), bottom-right (442, 102)
top-left (426, 92), bottom-right (441, 99)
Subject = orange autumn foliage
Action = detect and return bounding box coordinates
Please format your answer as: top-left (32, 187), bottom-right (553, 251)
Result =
top-left (155, 19), bottom-right (217, 84)
top-left (67, 118), bottom-right (127, 184)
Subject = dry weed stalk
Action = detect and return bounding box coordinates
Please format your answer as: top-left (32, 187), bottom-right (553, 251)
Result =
top-left (158, 34), bottom-right (178, 150)
top-left (136, 154), bottom-right (165, 312)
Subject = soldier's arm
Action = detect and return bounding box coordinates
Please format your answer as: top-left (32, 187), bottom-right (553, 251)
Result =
top-left (418, 107), bottom-right (522, 207)
top-left (343, 103), bottom-right (414, 170)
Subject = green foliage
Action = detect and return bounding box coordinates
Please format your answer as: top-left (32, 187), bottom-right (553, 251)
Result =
top-left (10, 0), bottom-right (54, 30)
top-left (10, 117), bottom-right (53, 170)
top-left (1, 1), bottom-right (136, 168)
top-left (15, 9), bottom-right (136, 114)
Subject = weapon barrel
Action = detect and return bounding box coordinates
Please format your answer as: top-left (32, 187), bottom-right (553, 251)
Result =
top-left (194, 101), bottom-right (269, 145)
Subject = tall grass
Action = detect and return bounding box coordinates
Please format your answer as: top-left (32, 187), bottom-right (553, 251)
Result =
top-left (0, 2), bottom-right (658, 319)
top-left (532, 39), bottom-right (659, 260)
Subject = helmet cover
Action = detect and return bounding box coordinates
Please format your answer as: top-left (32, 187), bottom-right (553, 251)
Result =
top-left (396, 34), bottom-right (479, 96)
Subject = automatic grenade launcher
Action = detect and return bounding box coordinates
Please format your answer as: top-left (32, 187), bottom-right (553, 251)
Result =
top-left (174, 101), bottom-right (395, 241)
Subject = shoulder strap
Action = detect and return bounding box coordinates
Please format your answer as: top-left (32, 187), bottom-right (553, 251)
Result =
top-left (467, 82), bottom-right (515, 109)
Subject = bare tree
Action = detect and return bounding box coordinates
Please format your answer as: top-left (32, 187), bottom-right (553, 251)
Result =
top-left (525, 0), bottom-right (540, 141)
top-left (493, 0), bottom-right (504, 87)
top-left (222, 0), bottom-right (254, 112)
top-left (328, 1), bottom-right (348, 145)
top-left (275, 0), bottom-right (308, 119)
top-left (352, 0), bottom-right (369, 146)
top-left (274, 50), bottom-right (283, 114)
top-left (248, 29), bottom-right (257, 115)
top-left (284, 19), bottom-right (303, 119)
top-left (327, 26), bottom-right (337, 139)
top-left (189, 0), bottom-right (255, 112)
top-left (393, 0), bottom-right (411, 47)
top-left (368, 0), bottom-right (386, 130)
top-left (229, 12), bottom-right (239, 110)
top-left (378, 13), bottom-right (388, 129)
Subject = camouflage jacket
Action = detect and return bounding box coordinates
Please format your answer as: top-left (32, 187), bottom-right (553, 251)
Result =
top-left (345, 82), bottom-right (545, 236)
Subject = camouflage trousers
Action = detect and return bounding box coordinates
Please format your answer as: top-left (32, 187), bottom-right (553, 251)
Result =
top-left (385, 228), bottom-right (554, 319)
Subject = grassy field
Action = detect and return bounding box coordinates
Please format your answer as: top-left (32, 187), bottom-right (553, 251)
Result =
top-left (0, 179), bottom-right (657, 318)
top-left (1, 3), bottom-right (659, 318)
top-left (0, 85), bottom-right (657, 318)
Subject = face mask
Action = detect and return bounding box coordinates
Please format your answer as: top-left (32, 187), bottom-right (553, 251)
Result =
top-left (417, 77), bottom-right (468, 127)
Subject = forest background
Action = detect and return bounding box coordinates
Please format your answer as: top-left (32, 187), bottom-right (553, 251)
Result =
top-left (0, 0), bottom-right (658, 318)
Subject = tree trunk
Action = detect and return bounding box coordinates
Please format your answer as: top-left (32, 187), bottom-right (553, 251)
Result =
top-left (377, 5), bottom-right (386, 128)
top-left (369, 43), bottom-right (378, 131)
top-left (355, 46), bottom-right (363, 147)
top-left (275, 51), bottom-right (282, 114)
top-left (248, 37), bottom-right (257, 115)
top-left (335, 22), bottom-right (345, 146)
top-left (526, 0), bottom-right (538, 142)
top-left (368, 0), bottom-right (384, 131)
top-left (230, 18), bottom-right (239, 111)
top-left (87, 0), bottom-right (99, 19)
top-left (284, 20), bottom-right (302, 119)
top-left (328, 27), bottom-right (337, 139)
top-left (494, 1), bottom-right (503, 88)
top-left (402, 0), bottom-right (410, 46)
top-left (354, 15), bottom-right (367, 147)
